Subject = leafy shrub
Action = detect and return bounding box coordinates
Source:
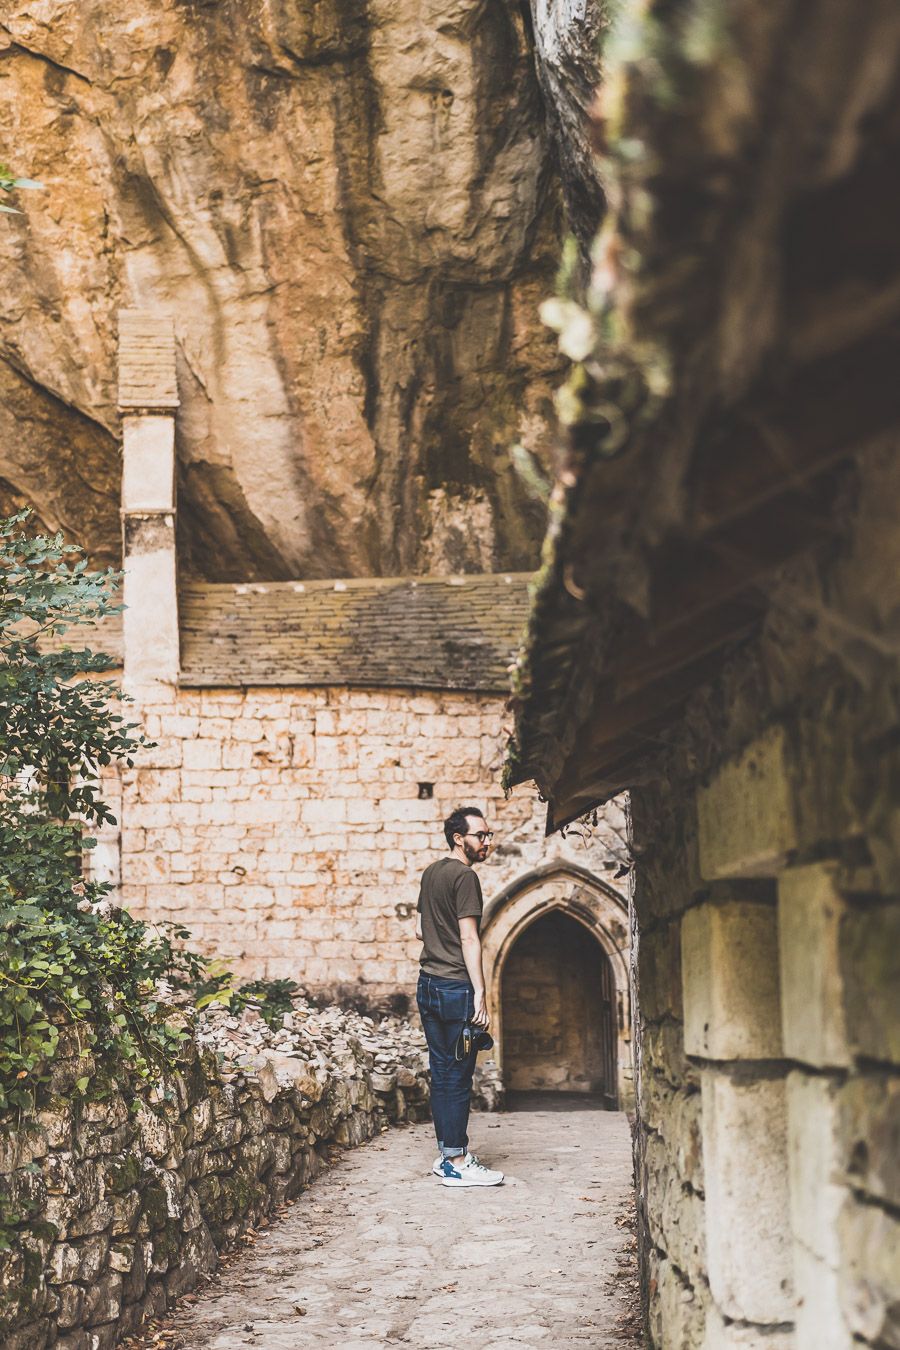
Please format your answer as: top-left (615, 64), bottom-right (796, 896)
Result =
top-left (0, 515), bottom-right (197, 1110)
top-left (183, 960), bottom-right (301, 1028)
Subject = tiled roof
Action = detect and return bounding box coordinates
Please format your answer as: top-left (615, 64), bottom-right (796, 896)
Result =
top-left (178, 574), bottom-right (532, 691)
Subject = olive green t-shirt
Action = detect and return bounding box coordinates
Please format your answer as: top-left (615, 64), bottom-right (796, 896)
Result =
top-left (417, 857), bottom-right (484, 980)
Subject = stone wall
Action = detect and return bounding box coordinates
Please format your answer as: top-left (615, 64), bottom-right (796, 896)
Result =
top-left (631, 444), bottom-right (900, 1349)
top-left (0, 1012), bottom-right (430, 1349)
top-left (115, 684), bottom-right (628, 1009)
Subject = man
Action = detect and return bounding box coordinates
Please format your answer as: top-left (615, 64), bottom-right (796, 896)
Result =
top-left (415, 805), bottom-right (504, 1187)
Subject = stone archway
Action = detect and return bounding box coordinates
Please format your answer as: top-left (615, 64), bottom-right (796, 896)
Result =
top-left (480, 863), bottom-right (633, 1109)
top-left (501, 908), bottom-right (619, 1100)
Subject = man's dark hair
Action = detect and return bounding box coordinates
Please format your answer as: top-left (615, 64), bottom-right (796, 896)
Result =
top-left (444, 806), bottom-right (485, 850)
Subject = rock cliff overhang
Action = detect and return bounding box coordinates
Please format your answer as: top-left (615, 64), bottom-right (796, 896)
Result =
top-left (505, 0), bottom-right (900, 830)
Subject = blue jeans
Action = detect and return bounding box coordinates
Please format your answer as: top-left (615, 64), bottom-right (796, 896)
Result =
top-left (416, 971), bottom-right (477, 1158)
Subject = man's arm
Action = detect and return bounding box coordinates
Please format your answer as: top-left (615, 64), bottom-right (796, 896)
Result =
top-left (459, 915), bottom-right (490, 1029)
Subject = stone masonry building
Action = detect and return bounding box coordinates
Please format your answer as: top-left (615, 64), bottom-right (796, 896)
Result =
top-left (508, 3), bottom-right (900, 1345)
top-left (92, 310), bottom-right (634, 1107)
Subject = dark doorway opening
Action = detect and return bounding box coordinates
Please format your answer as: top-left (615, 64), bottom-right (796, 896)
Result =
top-left (501, 909), bottom-right (617, 1106)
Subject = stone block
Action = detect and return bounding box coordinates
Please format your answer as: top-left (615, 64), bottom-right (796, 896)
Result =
top-left (792, 1243), bottom-right (846, 1350)
top-left (697, 728), bottom-right (797, 880)
top-left (639, 921), bottom-right (683, 1023)
top-left (837, 1197), bottom-right (900, 1347)
top-left (786, 1072), bottom-right (845, 1266)
top-left (121, 415), bottom-right (175, 511)
top-left (682, 900), bottom-right (781, 1060)
top-left (837, 1073), bottom-right (900, 1208)
top-left (301, 798), bottom-right (346, 824)
top-left (778, 864), bottom-right (850, 1068)
top-left (117, 310), bottom-right (178, 410)
top-left (841, 902), bottom-right (900, 1066)
top-left (645, 1131), bottom-right (706, 1276)
top-left (784, 1073), bottom-right (858, 1345)
top-left (647, 1255), bottom-right (706, 1350)
top-left (702, 1306), bottom-right (795, 1348)
top-left (702, 1071), bottom-right (794, 1323)
top-left (183, 739), bottom-right (222, 771)
top-left (122, 517), bottom-right (179, 688)
top-left (136, 738), bottom-right (183, 769)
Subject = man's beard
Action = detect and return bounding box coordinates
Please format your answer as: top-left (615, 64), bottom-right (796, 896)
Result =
top-left (462, 838), bottom-right (484, 863)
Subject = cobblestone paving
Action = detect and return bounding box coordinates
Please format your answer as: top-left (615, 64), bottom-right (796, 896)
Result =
top-left (157, 1104), bottom-right (639, 1349)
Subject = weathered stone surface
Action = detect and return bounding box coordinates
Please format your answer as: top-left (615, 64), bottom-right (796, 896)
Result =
top-left (644, 1131), bottom-right (706, 1279)
top-left (837, 1073), bottom-right (900, 1209)
top-left (638, 920), bottom-right (683, 1024)
top-left (702, 1306), bottom-right (795, 1349)
top-left (786, 1072), bottom-right (845, 1267)
top-left (778, 864), bottom-right (850, 1068)
top-left (792, 1242), bottom-right (845, 1350)
top-left (682, 899), bottom-right (782, 1061)
top-left (647, 1255), bottom-right (706, 1350)
top-left (697, 729), bottom-right (797, 881)
top-left (841, 902), bottom-right (900, 1066)
top-left (701, 1072), bottom-right (794, 1325)
top-left (82, 1272), bottom-right (122, 1328)
top-left (639, 1076), bottom-right (703, 1195)
top-left (785, 1071), bottom-right (851, 1347)
top-left (0, 0), bottom-right (565, 581)
top-left (527, 0), bottom-right (606, 246)
top-left (837, 1199), bottom-right (900, 1348)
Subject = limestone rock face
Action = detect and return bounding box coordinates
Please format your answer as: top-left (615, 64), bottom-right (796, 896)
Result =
top-left (528, 0), bottom-right (607, 247)
top-left (0, 0), bottom-right (577, 580)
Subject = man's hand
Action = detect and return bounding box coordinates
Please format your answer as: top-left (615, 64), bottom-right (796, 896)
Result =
top-left (472, 991), bottom-right (490, 1030)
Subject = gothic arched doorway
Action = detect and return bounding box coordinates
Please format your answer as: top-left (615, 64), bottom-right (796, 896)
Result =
top-left (500, 908), bottom-right (618, 1104)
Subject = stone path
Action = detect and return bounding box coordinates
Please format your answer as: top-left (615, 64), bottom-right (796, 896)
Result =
top-left (152, 1104), bottom-right (639, 1349)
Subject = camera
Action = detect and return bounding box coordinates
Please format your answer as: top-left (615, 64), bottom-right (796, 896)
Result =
top-left (455, 1024), bottom-right (494, 1060)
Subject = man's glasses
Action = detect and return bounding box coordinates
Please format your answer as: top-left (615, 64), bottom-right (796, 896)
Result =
top-left (466, 831), bottom-right (494, 842)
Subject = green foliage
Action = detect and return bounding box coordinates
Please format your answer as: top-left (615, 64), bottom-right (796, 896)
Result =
top-left (232, 977), bottom-right (301, 1027)
top-left (0, 514), bottom-right (192, 1111)
top-left (189, 963), bottom-right (300, 1029)
top-left (0, 165), bottom-right (43, 216)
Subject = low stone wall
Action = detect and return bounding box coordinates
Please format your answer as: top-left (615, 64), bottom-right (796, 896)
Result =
top-left (0, 1019), bottom-right (430, 1349)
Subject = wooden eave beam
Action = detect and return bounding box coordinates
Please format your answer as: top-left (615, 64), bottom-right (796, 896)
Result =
top-left (691, 328), bottom-right (900, 532)
top-left (650, 474), bottom-right (839, 631)
top-left (611, 596), bottom-right (763, 702)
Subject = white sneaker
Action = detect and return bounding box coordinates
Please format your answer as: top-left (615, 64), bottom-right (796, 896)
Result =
top-left (439, 1156), bottom-right (504, 1187)
top-left (432, 1151), bottom-right (473, 1176)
